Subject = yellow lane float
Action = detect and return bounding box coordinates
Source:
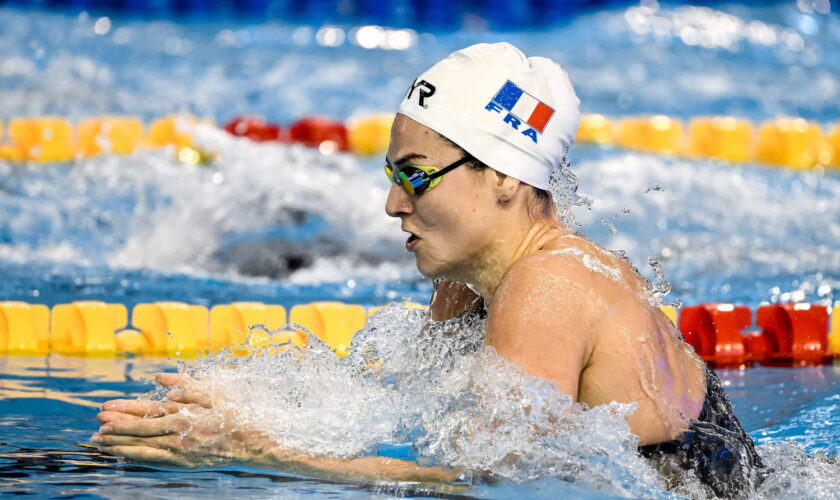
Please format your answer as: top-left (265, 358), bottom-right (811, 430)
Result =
top-left (210, 301), bottom-right (301, 350)
top-left (347, 114), bottom-right (393, 156)
top-left (831, 306), bottom-right (840, 355)
top-left (8, 117), bottom-right (75, 162)
top-left (618, 115), bottom-right (683, 154)
top-left (132, 302), bottom-right (209, 355)
top-left (0, 302), bottom-right (50, 354)
top-left (755, 118), bottom-right (832, 169)
top-left (828, 123), bottom-right (840, 168)
top-left (290, 302), bottom-right (367, 356)
top-left (115, 329), bottom-right (149, 354)
top-left (686, 117), bottom-right (753, 163)
top-left (77, 116), bottom-right (145, 157)
top-left (51, 301), bottom-right (127, 355)
top-left (659, 306), bottom-right (677, 325)
top-left (146, 115), bottom-right (199, 149)
top-left (575, 113), bottom-right (615, 144)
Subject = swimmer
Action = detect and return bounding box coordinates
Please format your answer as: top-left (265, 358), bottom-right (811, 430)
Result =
top-left (92, 43), bottom-right (763, 496)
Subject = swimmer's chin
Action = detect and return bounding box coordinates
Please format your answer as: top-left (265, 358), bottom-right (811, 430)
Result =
top-left (414, 259), bottom-right (457, 282)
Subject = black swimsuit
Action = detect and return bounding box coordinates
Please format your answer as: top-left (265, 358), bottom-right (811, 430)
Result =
top-left (638, 365), bottom-right (765, 498)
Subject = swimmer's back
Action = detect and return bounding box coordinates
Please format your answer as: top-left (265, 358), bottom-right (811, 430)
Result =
top-left (432, 229), bottom-right (706, 445)
top-left (538, 232), bottom-right (706, 445)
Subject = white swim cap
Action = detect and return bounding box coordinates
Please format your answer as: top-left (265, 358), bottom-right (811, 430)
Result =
top-left (397, 42), bottom-right (580, 190)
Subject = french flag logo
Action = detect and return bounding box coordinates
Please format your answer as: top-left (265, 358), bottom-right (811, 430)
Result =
top-left (491, 80), bottom-right (555, 133)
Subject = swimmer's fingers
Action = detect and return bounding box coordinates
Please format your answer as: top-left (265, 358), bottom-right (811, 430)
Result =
top-left (98, 445), bottom-right (193, 468)
top-left (97, 410), bottom-right (141, 424)
top-left (99, 411), bottom-right (192, 437)
top-left (93, 432), bottom-right (159, 447)
top-left (154, 373), bottom-right (214, 408)
top-left (166, 387), bottom-right (213, 408)
top-left (155, 372), bottom-right (192, 388)
top-left (93, 432), bottom-right (185, 451)
top-left (101, 399), bottom-right (184, 417)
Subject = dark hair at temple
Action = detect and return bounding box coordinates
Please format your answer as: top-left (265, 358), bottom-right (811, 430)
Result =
top-left (435, 132), bottom-right (553, 209)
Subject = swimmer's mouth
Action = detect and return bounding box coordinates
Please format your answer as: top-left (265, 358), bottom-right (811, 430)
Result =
top-left (405, 232), bottom-right (420, 251)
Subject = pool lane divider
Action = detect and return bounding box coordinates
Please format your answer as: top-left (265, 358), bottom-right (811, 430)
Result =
top-left (1, 114), bottom-right (839, 170)
top-left (0, 300), bottom-right (426, 358)
top-left (678, 303), bottom-right (836, 368)
top-left (0, 300), bottom-right (838, 368)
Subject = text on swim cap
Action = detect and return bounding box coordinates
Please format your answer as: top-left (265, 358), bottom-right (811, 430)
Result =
top-left (486, 80), bottom-right (555, 144)
top-left (485, 101), bottom-right (539, 144)
top-left (405, 79), bottom-right (436, 108)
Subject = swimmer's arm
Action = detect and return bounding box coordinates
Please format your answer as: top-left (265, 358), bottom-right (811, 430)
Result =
top-left (246, 447), bottom-right (464, 485)
top-left (429, 279), bottom-right (483, 321)
top-left (94, 381), bottom-right (465, 489)
top-left (485, 254), bottom-right (596, 401)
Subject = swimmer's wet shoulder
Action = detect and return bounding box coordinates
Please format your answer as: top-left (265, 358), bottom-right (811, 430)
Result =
top-left (477, 228), bottom-right (707, 446)
top-left (483, 238), bottom-right (600, 402)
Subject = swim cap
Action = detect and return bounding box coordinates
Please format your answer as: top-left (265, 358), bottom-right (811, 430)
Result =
top-left (397, 42), bottom-right (580, 190)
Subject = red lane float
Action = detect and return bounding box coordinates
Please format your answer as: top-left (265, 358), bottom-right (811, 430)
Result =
top-left (679, 302), bottom-right (833, 368)
top-left (224, 117), bottom-right (284, 142)
top-left (679, 303), bottom-right (754, 368)
top-left (289, 117), bottom-right (349, 152)
top-left (756, 303), bottom-right (830, 366)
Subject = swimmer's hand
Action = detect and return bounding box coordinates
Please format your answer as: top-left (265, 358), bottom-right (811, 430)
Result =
top-left (93, 374), bottom-right (465, 489)
top-left (92, 373), bottom-right (268, 468)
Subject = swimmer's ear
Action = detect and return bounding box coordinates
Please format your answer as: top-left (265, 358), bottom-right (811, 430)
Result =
top-left (492, 170), bottom-right (522, 204)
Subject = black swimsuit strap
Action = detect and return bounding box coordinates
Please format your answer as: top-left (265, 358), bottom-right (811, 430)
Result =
top-left (638, 365), bottom-right (766, 498)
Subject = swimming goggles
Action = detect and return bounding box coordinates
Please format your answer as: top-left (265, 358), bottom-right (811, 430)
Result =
top-left (384, 156), bottom-right (472, 195)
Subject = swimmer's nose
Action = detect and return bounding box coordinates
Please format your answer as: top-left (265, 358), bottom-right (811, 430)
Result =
top-left (385, 184), bottom-right (413, 218)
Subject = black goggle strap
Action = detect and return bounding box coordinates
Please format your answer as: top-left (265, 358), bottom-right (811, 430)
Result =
top-left (426, 156), bottom-right (473, 180)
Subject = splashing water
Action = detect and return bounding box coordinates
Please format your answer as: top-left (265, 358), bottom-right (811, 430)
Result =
top-left (151, 304), bottom-right (669, 497)
top-left (602, 218), bottom-right (619, 234)
top-left (647, 256), bottom-right (679, 308)
top-left (754, 442), bottom-right (840, 499)
top-left (545, 154), bottom-right (683, 309)
top-left (143, 303), bottom-right (840, 498)
top-left (547, 155), bottom-right (593, 229)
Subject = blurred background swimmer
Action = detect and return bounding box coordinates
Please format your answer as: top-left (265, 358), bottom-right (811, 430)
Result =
top-left (93, 43), bottom-right (763, 497)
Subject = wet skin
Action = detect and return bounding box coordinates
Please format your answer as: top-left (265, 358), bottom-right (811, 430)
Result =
top-left (92, 374), bottom-right (464, 488)
top-left (92, 114), bottom-right (706, 482)
top-left (386, 114), bottom-right (706, 445)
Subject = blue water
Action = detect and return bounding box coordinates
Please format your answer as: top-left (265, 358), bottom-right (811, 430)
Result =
top-left (1, 1), bottom-right (840, 498)
top-left (1, 357), bottom-right (839, 498)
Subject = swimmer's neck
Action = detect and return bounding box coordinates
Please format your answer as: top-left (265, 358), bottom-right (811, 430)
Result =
top-left (467, 217), bottom-right (568, 302)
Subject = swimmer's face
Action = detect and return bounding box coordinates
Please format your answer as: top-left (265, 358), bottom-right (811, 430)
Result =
top-left (385, 114), bottom-right (506, 280)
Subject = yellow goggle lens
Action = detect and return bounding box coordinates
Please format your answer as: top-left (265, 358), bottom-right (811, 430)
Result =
top-left (384, 164), bottom-right (441, 195)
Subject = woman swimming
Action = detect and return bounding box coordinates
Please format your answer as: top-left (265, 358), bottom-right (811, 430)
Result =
top-left (92, 42), bottom-right (763, 497)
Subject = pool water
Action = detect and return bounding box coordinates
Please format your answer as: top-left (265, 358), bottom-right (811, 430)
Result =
top-left (1, 1), bottom-right (840, 498)
top-left (0, 3), bottom-right (838, 309)
top-left (1, 356), bottom-right (839, 498)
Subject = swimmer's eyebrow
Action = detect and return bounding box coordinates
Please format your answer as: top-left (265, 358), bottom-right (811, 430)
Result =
top-left (386, 153), bottom-right (428, 167)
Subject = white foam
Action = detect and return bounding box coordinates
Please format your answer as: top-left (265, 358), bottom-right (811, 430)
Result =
top-left (549, 247), bottom-right (623, 283)
top-left (754, 441), bottom-right (840, 499)
top-left (571, 151), bottom-right (840, 298)
top-left (166, 304), bottom-right (666, 496)
top-left (0, 241), bottom-right (87, 265)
